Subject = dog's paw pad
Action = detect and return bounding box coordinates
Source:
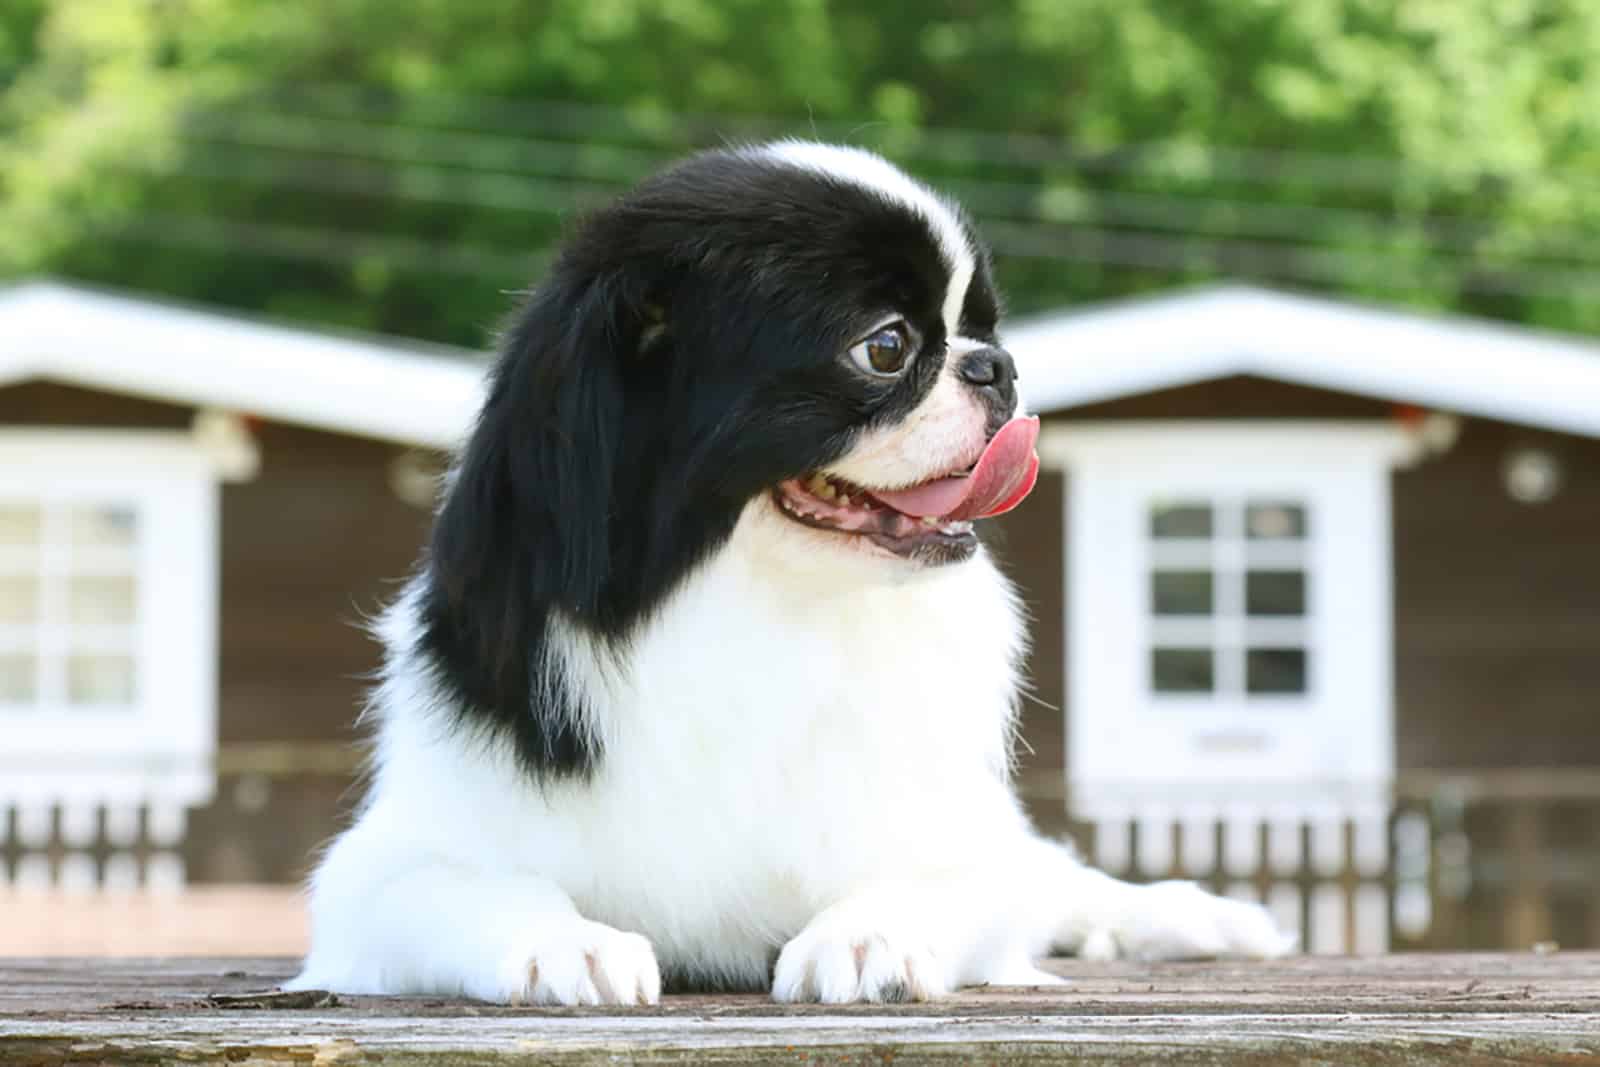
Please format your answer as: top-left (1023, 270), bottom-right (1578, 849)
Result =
top-left (775, 930), bottom-right (943, 1004)
top-left (504, 923), bottom-right (661, 1006)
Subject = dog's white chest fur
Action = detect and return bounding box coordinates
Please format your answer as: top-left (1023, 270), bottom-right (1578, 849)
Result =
top-left (359, 528), bottom-right (1030, 989)
top-left (575, 536), bottom-right (1028, 979)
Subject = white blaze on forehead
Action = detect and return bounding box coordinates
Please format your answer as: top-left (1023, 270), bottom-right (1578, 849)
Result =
top-left (760, 141), bottom-right (976, 338)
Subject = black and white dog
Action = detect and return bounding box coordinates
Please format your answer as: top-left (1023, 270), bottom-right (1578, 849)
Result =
top-left (288, 142), bottom-right (1291, 1006)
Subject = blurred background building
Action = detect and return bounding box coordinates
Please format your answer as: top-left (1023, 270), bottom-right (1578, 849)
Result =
top-left (1, 0), bottom-right (1597, 957)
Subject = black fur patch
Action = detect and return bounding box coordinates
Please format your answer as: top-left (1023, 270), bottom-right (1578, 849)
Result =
top-left (415, 146), bottom-right (1006, 780)
top-left (661, 961), bottom-right (772, 995)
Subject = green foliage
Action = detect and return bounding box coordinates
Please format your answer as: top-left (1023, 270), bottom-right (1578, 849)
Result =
top-left (0, 0), bottom-right (47, 91)
top-left (5, 0), bottom-right (1600, 345)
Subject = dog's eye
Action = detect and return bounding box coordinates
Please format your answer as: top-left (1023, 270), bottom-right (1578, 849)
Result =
top-left (848, 322), bottom-right (914, 378)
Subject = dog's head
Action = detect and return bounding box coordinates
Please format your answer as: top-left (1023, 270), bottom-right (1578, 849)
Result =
top-left (420, 142), bottom-right (1037, 769)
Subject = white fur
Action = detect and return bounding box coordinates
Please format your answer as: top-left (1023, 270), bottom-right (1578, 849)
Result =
top-left (762, 141), bottom-right (975, 338)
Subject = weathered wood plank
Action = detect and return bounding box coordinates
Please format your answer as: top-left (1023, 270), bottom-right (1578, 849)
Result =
top-left (7, 1012), bottom-right (1600, 1065)
top-left (2, 954), bottom-right (1597, 1064)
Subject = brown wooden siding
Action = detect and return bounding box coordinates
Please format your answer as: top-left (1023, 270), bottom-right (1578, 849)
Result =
top-left (987, 470), bottom-right (1067, 832)
top-left (0, 381), bottom-right (191, 428)
top-left (216, 421), bottom-right (433, 745)
top-left (1057, 374), bottom-right (1392, 421)
top-left (1392, 419), bottom-right (1600, 769)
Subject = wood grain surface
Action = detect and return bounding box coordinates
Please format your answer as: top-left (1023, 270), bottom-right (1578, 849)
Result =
top-left (2, 952), bottom-right (1597, 1064)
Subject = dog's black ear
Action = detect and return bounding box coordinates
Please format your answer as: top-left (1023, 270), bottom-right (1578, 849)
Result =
top-left (419, 268), bottom-right (641, 776)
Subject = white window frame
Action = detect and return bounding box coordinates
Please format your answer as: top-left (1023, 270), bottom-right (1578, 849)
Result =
top-left (1041, 421), bottom-right (1421, 819)
top-left (0, 430), bottom-right (223, 809)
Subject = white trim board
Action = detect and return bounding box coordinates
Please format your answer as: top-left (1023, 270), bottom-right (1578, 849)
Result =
top-left (0, 427), bottom-right (247, 472)
top-left (0, 281), bottom-right (488, 450)
top-left (1006, 285), bottom-right (1600, 440)
top-left (1039, 420), bottom-right (1422, 470)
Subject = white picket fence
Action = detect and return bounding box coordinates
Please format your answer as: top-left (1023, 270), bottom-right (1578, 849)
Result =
top-left (1073, 805), bottom-right (1433, 955)
top-left (1, 800), bottom-right (188, 890)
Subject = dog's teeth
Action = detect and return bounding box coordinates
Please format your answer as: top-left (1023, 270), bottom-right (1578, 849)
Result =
top-left (921, 516), bottom-right (939, 527)
top-left (837, 493), bottom-right (851, 506)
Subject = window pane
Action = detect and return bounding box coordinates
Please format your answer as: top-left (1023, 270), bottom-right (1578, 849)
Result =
top-left (1246, 570), bottom-right (1306, 616)
top-left (1152, 570), bottom-right (1214, 615)
top-left (0, 653), bottom-right (35, 704)
top-left (1153, 648), bottom-right (1214, 693)
top-left (0, 575), bottom-right (39, 623)
top-left (69, 505), bottom-right (138, 548)
top-left (1246, 502), bottom-right (1307, 540)
top-left (1150, 503), bottom-right (1213, 539)
top-left (0, 505), bottom-right (40, 546)
top-left (1247, 648), bottom-right (1307, 694)
top-left (68, 574), bottom-right (137, 624)
top-left (67, 653), bottom-right (136, 705)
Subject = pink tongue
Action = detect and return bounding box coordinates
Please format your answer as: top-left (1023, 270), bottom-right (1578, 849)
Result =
top-left (869, 416), bottom-right (1041, 521)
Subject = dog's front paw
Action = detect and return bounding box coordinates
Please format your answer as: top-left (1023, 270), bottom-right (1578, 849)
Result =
top-left (1081, 880), bottom-right (1296, 963)
top-left (773, 926), bottom-right (946, 1004)
top-left (493, 920), bottom-right (661, 1006)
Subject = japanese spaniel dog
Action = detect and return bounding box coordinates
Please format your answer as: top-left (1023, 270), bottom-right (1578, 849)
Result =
top-left (289, 141), bottom-right (1291, 1006)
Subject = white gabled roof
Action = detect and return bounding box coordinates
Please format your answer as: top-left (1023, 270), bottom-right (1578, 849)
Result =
top-left (0, 281), bottom-right (489, 449)
top-left (1007, 285), bottom-right (1600, 439)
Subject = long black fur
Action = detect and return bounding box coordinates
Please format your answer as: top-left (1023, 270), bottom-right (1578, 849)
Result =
top-left (417, 147), bottom-right (1006, 779)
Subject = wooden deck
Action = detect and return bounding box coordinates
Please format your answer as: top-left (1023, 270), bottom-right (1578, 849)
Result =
top-left (2, 953), bottom-right (1597, 1064)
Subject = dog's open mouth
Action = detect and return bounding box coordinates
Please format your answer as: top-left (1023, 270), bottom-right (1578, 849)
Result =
top-left (772, 416), bottom-right (1041, 560)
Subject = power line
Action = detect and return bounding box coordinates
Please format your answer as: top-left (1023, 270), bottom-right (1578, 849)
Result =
top-left (96, 208), bottom-right (1600, 310)
top-left (202, 102), bottom-right (1431, 195)
top-left (102, 213), bottom-right (539, 281)
top-left (258, 83), bottom-right (1594, 192)
top-left (171, 112), bottom-right (1600, 265)
top-left (949, 181), bottom-right (1600, 267)
top-left (120, 143), bottom-right (1600, 279)
top-left (119, 151), bottom-right (616, 215)
top-left (983, 222), bottom-right (1600, 303)
top-left (183, 112), bottom-right (663, 184)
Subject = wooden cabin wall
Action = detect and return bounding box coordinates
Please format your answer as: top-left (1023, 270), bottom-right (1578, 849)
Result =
top-left (1392, 419), bottom-right (1600, 769)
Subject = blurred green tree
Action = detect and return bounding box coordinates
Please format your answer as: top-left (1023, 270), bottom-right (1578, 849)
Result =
top-left (4, 0), bottom-right (1600, 345)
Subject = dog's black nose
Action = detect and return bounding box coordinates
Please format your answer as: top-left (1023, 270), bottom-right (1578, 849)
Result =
top-left (958, 347), bottom-right (1016, 391)
top-left (958, 347), bottom-right (1018, 433)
